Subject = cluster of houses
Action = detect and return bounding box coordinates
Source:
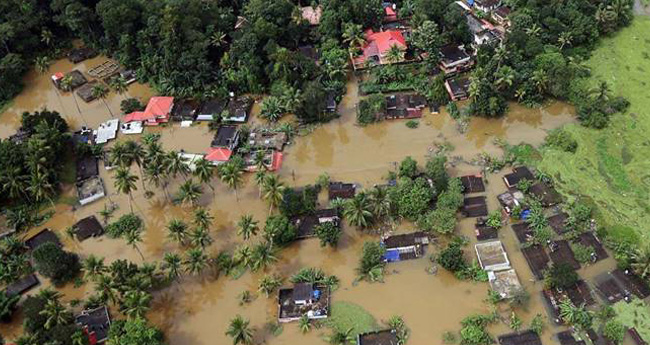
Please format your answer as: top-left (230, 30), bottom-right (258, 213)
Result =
top-left (466, 166), bottom-right (650, 345)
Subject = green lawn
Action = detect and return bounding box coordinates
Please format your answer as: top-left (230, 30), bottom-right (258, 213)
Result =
top-left (613, 299), bottom-right (650, 341)
top-left (537, 17), bottom-right (650, 244)
top-left (324, 301), bottom-right (379, 335)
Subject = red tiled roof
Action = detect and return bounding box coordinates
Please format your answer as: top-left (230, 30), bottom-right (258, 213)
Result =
top-left (123, 96), bottom-right (174, 124)
top-left (354, 30), bottom-right (407, 66)
top-left (205, 148), bottom-right (232, 162)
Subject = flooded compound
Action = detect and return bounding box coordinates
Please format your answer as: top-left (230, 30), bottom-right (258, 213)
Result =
top-left (1, 57), bottom-right (620, 345)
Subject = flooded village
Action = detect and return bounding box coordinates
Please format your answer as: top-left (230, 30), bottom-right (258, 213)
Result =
top-left (1, 1), bottom-right (648, 345)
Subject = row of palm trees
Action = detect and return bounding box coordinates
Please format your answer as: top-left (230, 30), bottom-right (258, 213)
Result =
top-left (337, 186), bottom-right (393, 228)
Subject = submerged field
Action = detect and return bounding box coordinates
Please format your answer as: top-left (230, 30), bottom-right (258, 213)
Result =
top-left (538, 17), bottom-right (650, 244)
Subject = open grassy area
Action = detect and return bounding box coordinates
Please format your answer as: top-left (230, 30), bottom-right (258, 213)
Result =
top-left (324, 301), bottom-right (378, 335)
top-left (537, 17), bottom-right (650, 244)
top-left (613, 299), bottom-right (650, 341)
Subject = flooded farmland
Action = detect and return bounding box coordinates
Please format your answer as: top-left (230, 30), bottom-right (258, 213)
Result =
top-left (3, 58), bottom-right (630, 345)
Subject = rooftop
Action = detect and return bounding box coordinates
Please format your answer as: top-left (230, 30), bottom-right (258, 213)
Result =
top-left (460, 174), bottom-right (485, 193)
top-left (511, 222), bottom-right (533, 244)
top-left (329, 182), bottom-right (356, 200)
top-left (489, 269), bottom-right (522, 299)
top-left (557, 331), bottom-right (586, 345)
top-left (566, 280), bottom-right (596, 306)
top-left (171, 99), bottom-right (199, 121)
top-left (248, 131), bottom-right (288, 151)
top-left (548, 213), bottom-right (569, 235)
top-left (475, 240), bottom-right (510, 271)
top-left (68, 47), bottom-right (97, 64)
top-left (521, 245), bottom-right (549, 280)
top-left (211, 126), bottom-right (239, 149)
top-left (462, 196), bottom-right (488, 217)
top-left (498, 330), bottom-right (542, 345)
top-left (76, 80), bottom-right (100, 102)
top-left (77, 176), bottom-right (106, 205)
top-left (357, 329), bottom-right (399, 345)
top-left (595, 274), bottom-right (626, 303)
top-left (503, 166), bottom-right (534, 188)
top-left (294, 209), bottom-right (340, 239)
top-left (6, 274), bottom-right (39, 296)
top-left (278, 284), bottom-right (330, 322)
top-left (25, 229), bottom-right (61, 250)
top-left (549, 240), bottom-right (580, 270)
top-left (197, 99), bottom-right (228, 118)
top-left (75, 306), bottom-right (111, 345)
top-left (74, 216), bottom-right (104, 241)
top-left (529, 182), bottom-right (562, 206)
top-left (612, 268), bottom-right (650, 299)
top-left (383, 231), bottom-right (429, 249)
top-left (439, 45), bottom-right (471, 65)
top-left (225, 96), bottom-right (253, 123)
top-left (576, 232), bottom-right (608, 261)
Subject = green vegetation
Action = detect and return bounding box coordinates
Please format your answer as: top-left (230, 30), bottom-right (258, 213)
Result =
top-left (538, 18), bottom-right (650, 249)
top-left (32, 242), bottom-right (81, 286)
top-left (315, 222), bottom-right (343, 248)
top-left (109, 318), bottom-right (166, 345)
top-left (544, 263), bottom-right (579, 290)
top-left (325, 301), bottom-right (378, 336)
top-left (613, 298), bottom-right (650, 342)
top-left (357, 94), bottom-right (386, 125)
top-left (358, 242), bottom-right (386, 282)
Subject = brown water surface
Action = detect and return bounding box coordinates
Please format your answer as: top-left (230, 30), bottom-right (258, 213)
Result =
top-left (3, 60), bottom-right (628, 345)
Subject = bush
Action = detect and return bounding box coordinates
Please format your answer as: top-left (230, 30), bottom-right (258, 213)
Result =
top-left (105, 213), bottom-right (143, 238)
top-left (398, 156), bottom-right (418, 179)
top-left (544, 263), bottom-right (579, 289)
top-left (437, 244), bottom-right (467, 272)
top-left (405, 120), bottom-right (419, 128)
top-left (32, 243), bottom-right (80, 285)
top-left (390, 177), bottom-right (434, 220)
top-left (603, 320), bottom-right (625, 344)
top-left (571, 243), bottom-right (595, 264)
top-left (357, 94), bottom-right (385, 125)
top-left (280, 186), bottom-right (318, 218)
top-left (545, 129), bottom-right (578, 153)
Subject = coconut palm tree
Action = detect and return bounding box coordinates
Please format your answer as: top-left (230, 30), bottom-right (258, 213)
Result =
top-left (114, 167), bottom-right (138, 213)
top-left (40, 29), bottom-right (53, 46)
top-left (194, 158), bottom-right (216, 194)
top-left (237, 214), bottom-right (259, 240)
top-left (91, 83), bottom-right (114, 118)
top-left (369, 186), bottom-right (391, 221)
top-left (2, 166), bottom-right (27, 201)
top-left (342, 23), bottom-right (365, 52)
top-left (254, 170), bottom-right (267, 198)
top-left (210, 30), bottom-right (227, 48)
top-left (219, 161), bottom-right (243, 200)
top-left (144, 162), bottom-right (169, 201)
top-left (558, 32), bottom-right (573, 50)
top-left (165, 150), bottom-right (190, 181)
top-left (252, 151), bottom-right (268, 172)
top-left (325, 328), bottom-right (355, 345)
top-left (39, 299), bottom-right (71, 329)
top-left (60, 74), bottom-right (85, 125)
top-left (95, 275), bottom-right (118, 305)
top-left (258, 274), bottom-right (283, 297)
top-left (193, 208), bottom-right (213, 230)
top-left (262, 174), bottom-right (285, 214)
top-left (26, 169), bottom-right (54, 206)
top-left (125, 228), bottom-right (145, 261)
top-left (109, 75), bottom-right (129, 101)
top-left (177, 179), bottom-right (203, 207)
top-left (589, 81), bottom-right (611, 103)
top-left (251, 242), bottom-right (277, 272)
top-left (109, 141), bottom-right (130, 167)
top-left (122, 290), bottom-right (151, 319)
top-left (189, 227), bottom-right (213, 249)
top-left (124, 140), bottom-right (146, 189)
top-left (531, 69), bottom-right (548, 94)
top-left (631, 245), bottom-right (650, 279)
top-left (184, 248), bottom-right (208, 276)
top-left (260, 96), bottom-right (285, 122)
top-left (233, 245), bottom-right (253, 268)
top-left (166, 219), bottom-right (189, 245)
top-left (82, 255), bottom-right (107, 282)
top-left (494, 66), bottom-right (515, 91)
top-left (226, 315), bottom-right (254, 345)
top-left (385, 44), bottom-right (404, 64)
top-left (163, 252), bottom-right (182, 282)
top-left (343, 193), bottom-right (373, 228)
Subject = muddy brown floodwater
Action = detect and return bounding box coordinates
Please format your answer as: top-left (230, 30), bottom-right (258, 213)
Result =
top-left (4, 58), bottom-right (630, 345)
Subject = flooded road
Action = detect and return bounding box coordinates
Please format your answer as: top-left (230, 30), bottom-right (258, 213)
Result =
top-left (1, 58), bottom-right (617, 345)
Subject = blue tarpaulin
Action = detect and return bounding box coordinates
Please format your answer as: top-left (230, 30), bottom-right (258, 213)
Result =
top-left (521, 209), bottom-right (531, 220)
top-left (383, 249), bottom-right (401, 262)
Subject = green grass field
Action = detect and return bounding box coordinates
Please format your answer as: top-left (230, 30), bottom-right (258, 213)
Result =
top-left (325, 301), bottom-right (379, 335)
top-left (614, 299), bottom-right (650, 340)
top-left (538, 17), bottom-right (650, 245)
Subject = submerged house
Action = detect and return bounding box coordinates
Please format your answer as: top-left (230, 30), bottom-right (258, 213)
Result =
top-left (52, 70), bottom-right (87, 91)
top-left (171, 100), bottom-right (199, 122)
top-left (475, 240), bottom-right (511, 271)
top-left (384, 93), bottom-right (427, 119)
top-left (489, 269), bottom-right (522, 299)
top-left (460, 174), bottom-right (485, 193)
top-left (242, 150), bottom-right (283, 172)
top-left (439, 45), bottom-right (472, 75)
top-left (503, 166), bottom-right (534, 188)
top-left (225, 96), bottom-right (253, 123)
top-left (382, 2), bottom-right (398, 22)
top-left (445, 77), bottom-right (471, 101)
top-left (77, 155), bottom-right (99, 182)
top-left (25, 229), bottom-right (61, 251)
top-left (357, 329), bottom-right (399, 345)
top-left (77, 176), bottom-right (106, 206)
top-left (211, 125), bottom-right (240, 150)
top-left (278, 283), bottom-right (330, 322)
top-left (76, 80), bottom-right (100, 102)
top-left (352, 29), bottom-right (407, 69)
top-left (75, 306), bottom-right (111, 345)
top-left (196, 99), bottom-right (228, 121)
top-left (497, 190), bottom-right (524, 215)
top-left (466, 13), bottom-right (500, 46)
top-left (68, 47), bottom-right (97, 64)
top-left (294, 209), bottom-right (340, 239)
top-left (6, 274), bottom-right (39, 296)
top-left (329, 182), bottom-right (357, 200)
top-left (498, 330), bottom-right (542, 345)
top-left (248, 131), bottom-right (288, 151)
top-left (74, 216), bottom-right (105, 242)
top-left (123, 96), bottom-right (174, 126)
top-left (381, 232), bottom-right (430, 262)
top-left (93, 119), bottom-right (119, 145)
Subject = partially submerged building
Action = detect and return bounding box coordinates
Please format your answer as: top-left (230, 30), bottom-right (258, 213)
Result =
top-left (6, 274), bottom-right (39, 296)
top-left (381, 231), bottom-right (430, 262)
top-left (329, 182), bottom-right (356, 200)
top-left (196, 99), bottom-right (228, 121)
top-left (278, 283), bottom-right (330, 322)
top-left (211, 125), bottom-right (240, 151)
top-left (492, 6), bottom-right (511, 26)
top-left (68, 47), bottom-right (97, 64)
top-left (439, 45), bottom-right (472, 75)
top-left (511, 222), bottom-right (533, 244)
top-left (549, 240), bottom-right (580, 270)
top-left (612, 269), bottom-right (650, 299)
top-left (575, 232), bottom-right (608, 262)
top-left (462, 196), bottom-right (488, 217)
top-left (93, 119), bottom-right (119, 144)
top-left (497, 330), bottom-right (542, 345)
top-left (528, 182), bottom-right (562, 206)
top-left (489, 269), bottom-right (522, 299)
top-left (88, 60), bottom-right (119, 79)
top-left (521, 244), bottom-right (549, 280)
top-left (503, 166), bottom-right (534, 188)
top-left (357, 329), bottom-right (399, 345)
top-left (77, 155), bottom-right (100, 182)
top-left (247, 131), bottom-right (288, 151)
top-left (548, 212), bottom-right (569, 235)
top-left (76, 80), bottom-right (100, 102)
top-left (384, 93), bottom-right (427, 119)
top-left (475, 240), bottom-right (511, 271)
top-left (460, 174), bottom-right (485, 193)
top-left (475, 219), bottom-right (498, 241)
top-left (74, 216), bottom-right (104, 242)
top-left (205, 147), bottom-right (232, 166)
top-left (52, 70), bottom-right (87, 91)
top-left (595, 274), bottom-right (627, 304)
top-left (171, 100), bottom-right (199, 122)
top-left (294, 209), bottom-right (340, 239)
top-left (77, 176), bottom-right (106, 205)
top-left (225, 96), bottom-right (253, 123)
top-left (242, 150), bottom-right (283, 172)
top-left (123, 96), bottom-right (174, 126)
top-left (557, 331), bottom-right (586, 345)
top-left (25, 229), bottom-right (61, 250)
top-left (445, 77), bottom-right (471, 101)
top-left (497, 190), bottom-right (524, 215)
top-left (75, 306), bottom-right (111, 345)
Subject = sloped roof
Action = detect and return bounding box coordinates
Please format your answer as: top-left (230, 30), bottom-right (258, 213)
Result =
top-left (205, 148), bottom-right (232, 162)
top-left (367, 30), bottom-right (406, 54)
top-left (124, 96), bottom-right (174, 123)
